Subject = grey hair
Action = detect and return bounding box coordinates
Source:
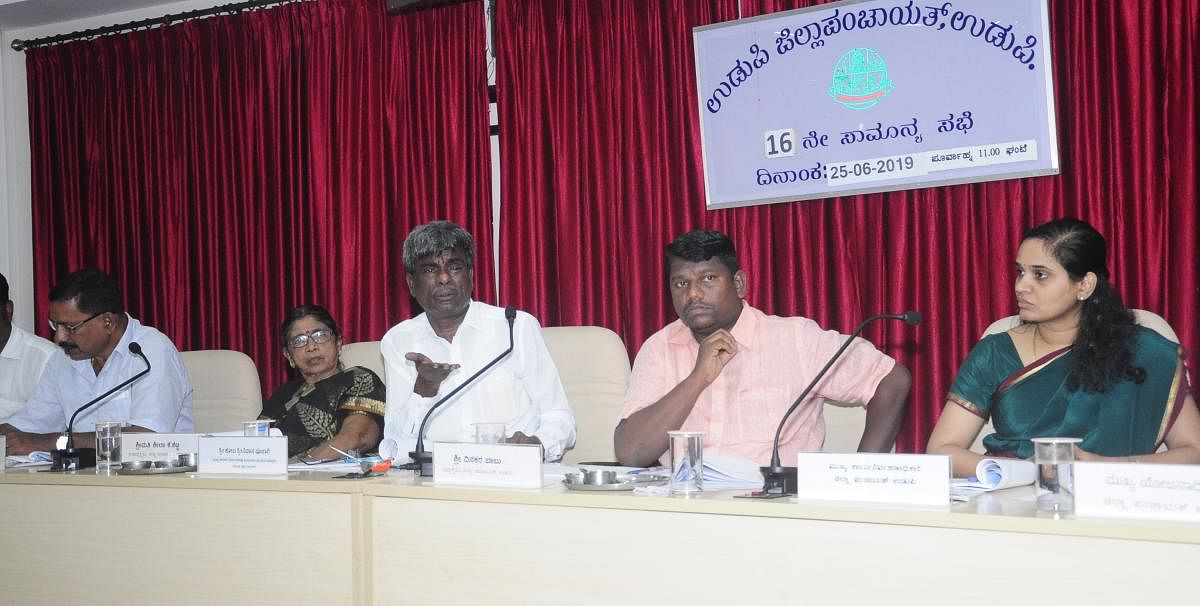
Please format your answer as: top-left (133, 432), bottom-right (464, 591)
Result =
top-left (402, 220), bottom-right (476, 274)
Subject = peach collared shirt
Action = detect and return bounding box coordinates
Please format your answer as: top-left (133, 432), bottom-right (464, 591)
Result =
top-left (620, 304), bottom-right (895, 465)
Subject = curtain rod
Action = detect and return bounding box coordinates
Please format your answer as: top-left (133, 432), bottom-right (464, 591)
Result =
top-left (10, 0), bottom-right (303, 52)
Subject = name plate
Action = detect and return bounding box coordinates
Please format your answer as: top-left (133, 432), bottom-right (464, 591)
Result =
top-left (432, 442), bottom-right (543, 488)
top-left (1074, 462), bottom-right (1200, 523)
top-left (123, 433), bottom-right (200, 462)
top-left (197, 436), bottom-right (288, 474)
top-left (795, 453), bottom-right (950, 506)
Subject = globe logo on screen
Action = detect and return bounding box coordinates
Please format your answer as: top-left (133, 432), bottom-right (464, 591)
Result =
top-left (828, 47), bottom-right (894, 110)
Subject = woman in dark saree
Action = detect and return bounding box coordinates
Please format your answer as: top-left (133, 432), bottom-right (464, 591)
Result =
top-left (261, 305), bottom-right (386, 460)
top-left (928, 218), bottom-right (1200, 477)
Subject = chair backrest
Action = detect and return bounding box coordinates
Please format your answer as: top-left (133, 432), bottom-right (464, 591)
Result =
top-left (541, 326), bottom-right (631, 464)
top-left (821, 400), bottom-right (869, 453)
top-left (180, 350), bottom-right (263, 433)
top-left (340, 341), bottom-right (385, 381)
top-left (980, 309), bottom-right (1179, 343)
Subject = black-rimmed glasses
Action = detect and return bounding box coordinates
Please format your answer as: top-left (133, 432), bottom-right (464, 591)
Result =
top-left (48, 311), bottom-right (103, 335)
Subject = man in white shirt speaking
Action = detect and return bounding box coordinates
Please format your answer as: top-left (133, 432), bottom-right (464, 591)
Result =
top-left (0, 272), bottom-right (56, 423)
top-left (381, 221), bottom-right (575, 462)
top-left (1, 269), bottom-right (194, 455)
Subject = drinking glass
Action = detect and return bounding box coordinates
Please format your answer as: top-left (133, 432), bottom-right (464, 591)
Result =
top-left (473, 422), bottom-right (507, 444)
top-left (668, 431), bottom-right (704, 496)
top-left (243, 419), bottom-right (272, 437)
top-left (1031, 436), bottom-right (1082, 513)
top-left (94, 421), bottom-right (123, 471)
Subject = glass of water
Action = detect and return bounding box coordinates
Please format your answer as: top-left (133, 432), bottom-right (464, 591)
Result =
top-left (473, 422), bottom-right (507, 444)
top-left (1031, 436), bottom-right (1082, 513)
top-left (668, 431), bottom-right (704, 496)
top-left (94, 421), bottom-right (123, 471)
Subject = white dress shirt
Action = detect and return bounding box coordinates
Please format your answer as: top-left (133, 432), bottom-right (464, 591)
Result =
top-left (7, 315), bottom-right (194, 433)
top-left (381, 301), bottom-right (575, 461)
top-left (0, 325), bottom-right (57, 423)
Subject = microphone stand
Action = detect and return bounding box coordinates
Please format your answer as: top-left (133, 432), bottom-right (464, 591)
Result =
top-left (757, 311), bottom-right (921, 496)
top-left (51, 342), bottom-right (151, 471)
top-left (407, 307), bottom-right (517, 476)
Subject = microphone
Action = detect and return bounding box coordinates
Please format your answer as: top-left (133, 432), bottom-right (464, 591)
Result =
top-left (757, 311), bottom-right (921, 496)
top-left (51, 342), bottom-right (152, 471)
top-left (404, 306), bottom-right (518, 476)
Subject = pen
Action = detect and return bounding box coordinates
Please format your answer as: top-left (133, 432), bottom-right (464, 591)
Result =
top-left (326, 444), bottom-right (357, 460)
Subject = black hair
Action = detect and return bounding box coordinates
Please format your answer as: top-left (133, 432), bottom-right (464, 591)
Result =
top-left (0, 271), bottom-right (8, 303)
top-left (48, 268), bottom-right (125, 315)
top-left (664, 229), bottom-right (741, 277)
top-left (1023, 218), bottom-right (1145, 392)
top-left (279, 304), bottom-right (341, 349)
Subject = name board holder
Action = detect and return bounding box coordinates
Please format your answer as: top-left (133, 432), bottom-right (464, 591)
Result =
top-left (794, 452), bottom-right (950, 506)
top-left (197, 436), bottom-right (288, 475)
top-left (432, 442), bottom-right (543, 489)
top-left (1074, 462), bottom-right (1200, 523)
top-left (123, 433), bottom-right (200, 462)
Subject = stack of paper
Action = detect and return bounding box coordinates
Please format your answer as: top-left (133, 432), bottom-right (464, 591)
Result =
top-left (700, 454), bottom-right (765, 490)
top-left (5, 451), bottom-right (52, 468)
top-left (950, 458), bottom-right (1036, 500)
top-left (653, 454), bottom-right (763, 490)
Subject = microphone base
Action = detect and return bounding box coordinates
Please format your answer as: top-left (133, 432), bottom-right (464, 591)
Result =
top-left (758, 465), bottom-right (797, 496)
top-left (51, 447), bottom-right (96, 471)
top-left (409, 450), bottom-right (434, 477)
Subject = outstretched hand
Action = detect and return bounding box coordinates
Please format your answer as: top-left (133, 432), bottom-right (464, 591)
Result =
top-left (406, 352), bottom-right (460, 397)
top-left (690, 329), bottom-right (738, 385)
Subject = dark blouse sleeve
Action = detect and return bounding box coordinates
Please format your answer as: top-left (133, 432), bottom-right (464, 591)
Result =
top-left (334, 367), bottom-right (387, 431)
top-left (946, 335), bottom-right (1009, 419)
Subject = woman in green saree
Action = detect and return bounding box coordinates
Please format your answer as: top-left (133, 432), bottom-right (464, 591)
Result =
top-left (928, 219), bottom-right (1200, 477)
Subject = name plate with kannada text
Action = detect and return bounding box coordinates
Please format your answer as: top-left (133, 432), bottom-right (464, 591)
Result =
top-left (123, 433), bottom-right (200, 462)
top-left (1074, 462), bottom-right (1200, 523)
top-left (198, 436), bottom-right (288, 474)
top-left (795, 453), bottom-right (950, 506)
top-left (433, 442), bottom-right (543, 488)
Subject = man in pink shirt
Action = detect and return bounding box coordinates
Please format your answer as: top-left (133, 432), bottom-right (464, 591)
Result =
top-left (615, 230), bottom-right (911, 467)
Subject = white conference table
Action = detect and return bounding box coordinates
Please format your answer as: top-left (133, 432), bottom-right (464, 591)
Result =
top-left (2, 466), bottom-right (1197, 605)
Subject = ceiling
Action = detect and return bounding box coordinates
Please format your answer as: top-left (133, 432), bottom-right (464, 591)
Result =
top-left (0, 0), bottom-right (186, 30)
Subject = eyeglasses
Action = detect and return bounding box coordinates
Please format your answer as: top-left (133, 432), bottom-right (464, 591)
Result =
top-left (288, 329), bottom-right (333, 349)
top-left (48, 311), bottom-right (104, 335)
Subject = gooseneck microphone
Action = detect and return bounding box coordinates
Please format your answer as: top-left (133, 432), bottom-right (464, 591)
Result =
top-left (405, 306), bottom-right (518, 476)
top-left (51, 342), bottom-right (152, 471)
top-left (758, 311), bottom-right (921, 496)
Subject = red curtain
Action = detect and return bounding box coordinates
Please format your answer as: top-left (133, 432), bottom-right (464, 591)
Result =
top-left (26, 0), bottom-right (493, 391)
top-left (496, 0), bottom-right (1200, 451)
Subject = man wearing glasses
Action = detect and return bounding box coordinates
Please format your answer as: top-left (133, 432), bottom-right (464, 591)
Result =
top-left (1, 269), bottom-right (193, 455)
top-left (0, 272), bottom-right (56, 423)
